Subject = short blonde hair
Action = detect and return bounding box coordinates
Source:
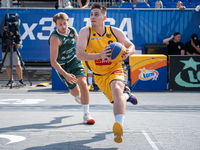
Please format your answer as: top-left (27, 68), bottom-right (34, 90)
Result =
top-left (53, 12), bottom-right (69, 23)
top-left (177, 1), bottom-right (183, 6)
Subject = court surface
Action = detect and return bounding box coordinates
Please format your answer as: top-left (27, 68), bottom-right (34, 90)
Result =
top-left (0, 81), bottom-right (200, 150)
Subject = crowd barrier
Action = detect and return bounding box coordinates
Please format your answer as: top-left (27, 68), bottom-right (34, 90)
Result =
top-left (52, 55), bottom-right (200, 91)
top-left (129, 54), bottom-right (167, 90)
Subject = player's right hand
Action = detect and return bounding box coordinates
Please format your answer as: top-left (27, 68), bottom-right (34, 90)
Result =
top-left (65, 73), bottom-right (77, 84)
top-left (99, 45), bottom-right (111, 59)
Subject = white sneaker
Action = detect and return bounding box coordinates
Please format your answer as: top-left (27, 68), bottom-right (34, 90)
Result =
top-left (83, 113), bottom-right (95, 124)
top-left (74, 96), bottom-right (81, 104)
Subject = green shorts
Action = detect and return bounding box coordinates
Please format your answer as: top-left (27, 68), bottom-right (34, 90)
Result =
top-left (58, 57), bottom-right (86, 90)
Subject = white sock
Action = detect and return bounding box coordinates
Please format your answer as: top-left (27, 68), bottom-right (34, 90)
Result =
top-left (82, 104), bottom-right (89, 115)
top-left (123, 93), bottom-right (129, 100)
top-left (88, 77), bottom-right (92, 85)
top-left (115, 114), bottom-right (125, 126)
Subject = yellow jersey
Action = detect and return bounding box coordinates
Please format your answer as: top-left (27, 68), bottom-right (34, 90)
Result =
top-left (86, 26), bottom-right (122, 75)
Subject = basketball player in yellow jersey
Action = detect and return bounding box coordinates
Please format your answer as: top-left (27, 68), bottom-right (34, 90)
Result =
top-left (76, 3), bottom-right (138, 143)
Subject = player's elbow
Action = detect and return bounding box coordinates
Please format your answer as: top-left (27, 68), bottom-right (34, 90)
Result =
top-left (76, 50), bottom-right (82, 60)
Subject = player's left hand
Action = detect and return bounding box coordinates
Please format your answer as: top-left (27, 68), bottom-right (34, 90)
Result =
top-left (125, 48), bottom-right (130, 59)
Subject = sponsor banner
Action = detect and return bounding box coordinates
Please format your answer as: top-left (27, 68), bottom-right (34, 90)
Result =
top-left (130, 54), bottom-right (167, 90)
top-left (169, 56), bottom-right (200, 90)
top-left (0, 9), bottom-right (199, 61)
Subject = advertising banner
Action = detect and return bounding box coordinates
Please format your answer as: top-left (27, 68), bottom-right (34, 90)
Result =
top-left (129, 54), bottom-right (167, 90)
top-left (0, 9), bottom-right (199, 62)
top-left (169, 56), bottom-right (200, 90)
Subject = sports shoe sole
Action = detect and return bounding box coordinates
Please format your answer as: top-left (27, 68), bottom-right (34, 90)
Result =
top-left (83, 119), bottom-right (95, 124)
top-left (130, 94), bottom-right (138, 105)
top-left (113, 122), bottom-right (123, 143)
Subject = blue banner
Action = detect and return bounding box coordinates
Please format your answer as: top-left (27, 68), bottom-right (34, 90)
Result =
top-left (0, 9), bottom-right (200, 61)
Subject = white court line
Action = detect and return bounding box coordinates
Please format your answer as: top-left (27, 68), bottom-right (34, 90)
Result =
top-left (142, 130), bottom-right (159, 150)
top-left (0, 93), bottom-right (104, 95)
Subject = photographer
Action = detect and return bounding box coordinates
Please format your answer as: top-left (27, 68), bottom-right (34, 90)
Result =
top-left (0, 13), bottom-right (26, 86)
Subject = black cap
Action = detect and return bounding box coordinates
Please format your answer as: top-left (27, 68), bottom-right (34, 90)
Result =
top-left (191, 34), bottom-right (198, 43)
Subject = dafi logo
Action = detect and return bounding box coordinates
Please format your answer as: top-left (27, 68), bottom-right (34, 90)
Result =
top-left (139, 67), bottom-right (159, 81)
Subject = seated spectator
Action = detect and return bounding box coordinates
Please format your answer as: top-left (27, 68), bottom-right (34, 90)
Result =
top-left (121, 0), bottom-right (132, 5)
top-left (163, 32), bottom-right (185, 55)
top-left (78, 0), bottom-right (90, 8)
top-left (195, 4), bottom-right (200, 12)
top-left (176, 1), bottom-right (186, 10)
top-left (185, 34), bottom-right (200, 55)
top-left (65, 0), bottom-right (73, 8)
top-left (155, 0), bottom-right (163, 8)
top-left (133, 0), bottom-right (149, 8)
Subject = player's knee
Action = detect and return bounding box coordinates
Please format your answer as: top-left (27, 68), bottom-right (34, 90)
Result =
top-left (78, 80), bottom-right (88, 89)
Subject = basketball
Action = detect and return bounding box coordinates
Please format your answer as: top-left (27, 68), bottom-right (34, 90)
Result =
top-left (107, 42), bottom-right (126, 63)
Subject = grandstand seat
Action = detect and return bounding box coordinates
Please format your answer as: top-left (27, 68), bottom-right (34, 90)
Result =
top-left (191, 0), bottom-right (200, 6)
top-left (122, 2), bottom-right (134, 7)
top-left (185, 4), bottom-right (196, 7)
top-left (151, 2), bottom-right (156, 7)
top-left (148, 0), bottom-right (156, 6)
top-left (168, 4), bottom-right (177, 8)
top-left (122, 5), bottom-right (135, 8)
top-left (136, 2), bottom-right (150, 8)
top-left (162, 0), bottom-right (174, 6)
top-left (182, 2), bottom-right (191, 5)
top-left (166, 2), bottom-right (176, 7)
top-left (174, 0), bottom-right (189, 2)
top-left (109, 5), bottom-right (120, 8)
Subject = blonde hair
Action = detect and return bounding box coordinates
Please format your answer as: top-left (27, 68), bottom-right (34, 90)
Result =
top-left (53, 12), bottom-right (69, 23)
top-left (177, 1), bottom-right (183, 6)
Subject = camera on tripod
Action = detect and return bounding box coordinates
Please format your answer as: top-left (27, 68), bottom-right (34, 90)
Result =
top-left (1, 13), bottom-right (20, 46)
top-left (0, 13), bottom-right (32, 88)
top-left (5, 21), bottom-right (19, 37)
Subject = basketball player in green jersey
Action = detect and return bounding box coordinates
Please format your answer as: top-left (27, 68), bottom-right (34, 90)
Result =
top-left (49, 12), bottom-right (95, 124)
top-left (76, 4), bottom-right (138, 143)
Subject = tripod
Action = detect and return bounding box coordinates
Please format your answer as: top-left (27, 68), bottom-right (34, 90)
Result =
top-left (0, 36), bottom-right (32, 88)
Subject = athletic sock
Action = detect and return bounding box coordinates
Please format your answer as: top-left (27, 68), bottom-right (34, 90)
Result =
top-left (88, 77), bottom-right (92, 85)
top-left (82, 104), bottom-right (89, 115)
top-left (115, 114), bottom-right (124, 126)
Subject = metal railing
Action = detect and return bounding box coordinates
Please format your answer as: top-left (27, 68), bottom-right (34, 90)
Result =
top-left (0, 0), bottom-right (118, 8)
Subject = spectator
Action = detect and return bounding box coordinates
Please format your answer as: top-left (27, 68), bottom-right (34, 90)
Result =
top-left (78, 0), bottom-right (90, 8)
top-left (176, 1), bottom-right (186, 10)
top-left (185, 34), bottom-right (200, 55)
top-left (163, 32), bottom-right (185, 55)
top-left (155, 0), bottom-right (163, 8)
top-left (65, 0), bottom-right (73, 8)
top-left (195, 4), bottom-right (200, 12)
top-left (121, 0), bottom-right (132, 5)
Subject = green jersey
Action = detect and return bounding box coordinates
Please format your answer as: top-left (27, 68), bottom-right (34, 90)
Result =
top-left (49, 27), bottom-right (76, 64)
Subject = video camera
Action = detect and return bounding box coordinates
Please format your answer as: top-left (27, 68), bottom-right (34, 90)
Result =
top-left (3, 13), bottom-right (20, 38)
top-left (0, 13), bottom-right (21, 49)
